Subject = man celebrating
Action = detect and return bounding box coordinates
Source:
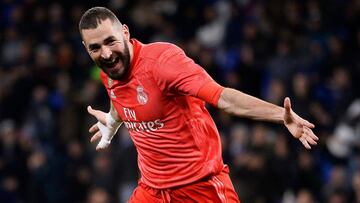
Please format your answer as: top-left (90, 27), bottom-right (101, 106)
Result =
top-left (79, 7), bottom-right (318, 203)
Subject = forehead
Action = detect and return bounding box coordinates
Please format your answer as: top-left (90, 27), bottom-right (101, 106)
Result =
top-left (82, 19), bottom-right (122, 45)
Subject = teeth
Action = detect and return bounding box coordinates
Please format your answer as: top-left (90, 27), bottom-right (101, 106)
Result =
top-left (101, 57), bottom-right (119, 68)
top-left (103, 59), bottom-right (115, 65)
top-left (109, 58), bottom-right (117, 64)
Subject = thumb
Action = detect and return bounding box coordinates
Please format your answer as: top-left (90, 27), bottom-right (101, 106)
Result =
top-left (87, 105), bottom-right (96, 116)
top-left (87, 106), bottom-right (106, 124)
top-left (284, 97), bottom-right (291, 114)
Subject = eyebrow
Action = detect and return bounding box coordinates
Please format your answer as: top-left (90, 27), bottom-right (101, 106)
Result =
top-left (104, 36), bottom-right (116, 44)
top-left (88, 36), bottom-right (117, 50)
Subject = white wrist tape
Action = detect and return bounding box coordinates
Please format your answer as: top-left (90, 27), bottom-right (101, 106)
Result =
top-left (96, 113), bottom-right (121, 149)
top-left (106, 112), bottom-right (120, 128)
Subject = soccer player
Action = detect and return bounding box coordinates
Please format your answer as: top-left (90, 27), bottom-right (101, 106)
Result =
top-left (79, 7), bottom-right (318, 203)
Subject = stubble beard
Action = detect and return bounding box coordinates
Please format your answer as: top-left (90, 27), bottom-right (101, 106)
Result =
top-left (98, 41), bottom-right (131, 81)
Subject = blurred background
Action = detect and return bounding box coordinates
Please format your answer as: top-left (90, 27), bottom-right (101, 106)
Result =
top-left (0, 0), bottom-right (359, 202)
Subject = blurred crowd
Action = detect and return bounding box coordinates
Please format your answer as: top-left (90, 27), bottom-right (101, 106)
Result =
top-left (0, 0), bottom-right (359, 203)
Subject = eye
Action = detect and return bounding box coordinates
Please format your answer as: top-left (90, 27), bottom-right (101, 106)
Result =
top-left (89, 48), bottom-right (100, 55)
top-left (89, 44), bottom-right (100, 53)
top-left (90, 48), bottom-right (98, 52)
top-left (107, 40), bottom-right (116, 46)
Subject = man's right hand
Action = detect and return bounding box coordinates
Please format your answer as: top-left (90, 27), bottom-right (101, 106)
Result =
top-left (87, 106), bottom-right (122, 151)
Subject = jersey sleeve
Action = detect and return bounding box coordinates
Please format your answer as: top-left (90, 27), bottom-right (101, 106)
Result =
top-left (152, 44), bottom-right (223, 105)
top-left (197, 81), bottom-right (224, 107)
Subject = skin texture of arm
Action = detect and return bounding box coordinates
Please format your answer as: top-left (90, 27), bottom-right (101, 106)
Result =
top-left (218, 88), bottom-right (284, 123)
top-left (218, 88), bottom-right (319, 149)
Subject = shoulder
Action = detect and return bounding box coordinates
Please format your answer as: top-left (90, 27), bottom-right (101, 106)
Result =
top-left (141, 42), bottom-right (184, 63)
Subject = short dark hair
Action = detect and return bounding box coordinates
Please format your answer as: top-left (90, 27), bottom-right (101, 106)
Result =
top-left (79, 7), bottom-right (120, 33)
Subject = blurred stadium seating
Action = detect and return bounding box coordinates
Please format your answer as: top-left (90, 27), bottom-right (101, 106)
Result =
top-left (0, 0), bottom-right (359, 202)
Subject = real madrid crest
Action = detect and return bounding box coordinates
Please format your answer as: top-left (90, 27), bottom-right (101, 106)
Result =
top-left (136, 86), bottom-right (148, 105)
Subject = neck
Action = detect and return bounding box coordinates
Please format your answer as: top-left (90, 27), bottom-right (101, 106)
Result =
top-left (128, 40), bottom-right (134, 65)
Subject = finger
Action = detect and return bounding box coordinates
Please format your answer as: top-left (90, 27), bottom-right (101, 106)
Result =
top-left (89, 123), bottom-right (99, 133)
top-left (304, 127), bottom-right (319, 141)
top-left (302, 128), bottom-right (318, 145)
top-left (304, 133), bottom-right (317, 145)
top-left (307, 138), bottom-right (317, 145)
top-left (96, 145), bottom-right (106, 151)
top-left (90, 132), bottom-right (102, 143)
top-left (302, 119), bottom-right (315, 129)
top-left (284, 97), bottom-right (291, 114)
top-left (87, 106), bottom-right (106, 124)
top-left (302, 140), bottom-right (311, 149)
top-left (96, 141), bottom-right (109, 151)
top-left (299, 136), bottom-right (311, 149)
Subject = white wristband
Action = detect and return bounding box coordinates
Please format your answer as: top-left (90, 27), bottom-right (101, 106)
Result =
top-left (96, 113), bottom-right (121, 150)
top-left (105, 112), bottom-right (121, 129)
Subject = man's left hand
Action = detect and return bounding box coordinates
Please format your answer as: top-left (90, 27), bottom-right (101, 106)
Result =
top-left (283, 97), bottom-right (319, 149)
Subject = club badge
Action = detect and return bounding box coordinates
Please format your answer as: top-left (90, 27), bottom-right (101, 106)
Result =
top-left (136, 86), bottom-right (148, 105)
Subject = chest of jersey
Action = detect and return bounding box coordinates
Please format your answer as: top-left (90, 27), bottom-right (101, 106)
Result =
top-left (107, 73), bottom-right (166, 123)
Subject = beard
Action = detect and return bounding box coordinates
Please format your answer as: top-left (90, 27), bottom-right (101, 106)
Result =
top-left (97, 40), bottom-right (131, 80)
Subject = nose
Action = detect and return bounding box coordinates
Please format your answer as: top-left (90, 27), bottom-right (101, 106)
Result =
top-left (100, 46), bottom-right (112, 59)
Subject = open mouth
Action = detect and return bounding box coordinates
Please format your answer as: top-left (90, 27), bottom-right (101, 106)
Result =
top-left (101, 56), bottom-right (120, 69)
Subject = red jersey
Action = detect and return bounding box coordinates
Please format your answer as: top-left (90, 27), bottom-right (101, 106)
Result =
top-left (100, 39), bottom-right (224, 189)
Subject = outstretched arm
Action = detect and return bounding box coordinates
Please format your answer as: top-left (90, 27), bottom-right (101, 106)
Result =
top-left (217, 88), bottom-right (318, 149)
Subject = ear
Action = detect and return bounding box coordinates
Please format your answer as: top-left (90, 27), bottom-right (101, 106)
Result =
top-left (122, 24), bottom-right (130, 41)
